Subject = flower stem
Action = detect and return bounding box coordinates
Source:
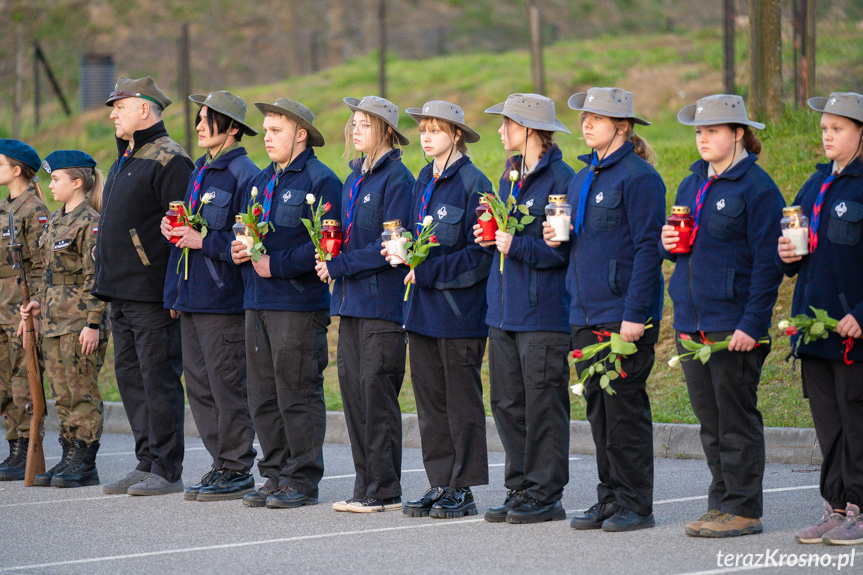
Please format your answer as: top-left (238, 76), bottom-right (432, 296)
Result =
top-left (404, 281), bottom-right (411, 302)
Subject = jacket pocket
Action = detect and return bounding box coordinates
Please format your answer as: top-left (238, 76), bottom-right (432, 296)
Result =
top-left (520, 198), bottom-right (546, 239)
top-left (608, 259), bottom-right (622, 296)
top-left (273, 189), bottom-right (306, 228)
top-left (200, 187), bottom-right (232, 230)
top-left (432, 203), bottom-right (465, 246)
top-left (588, 187), bottom-right (623, 232)
top-left (725, 267), bottom-right (736, 301)
top-left (356, 190), bottom-right (384, 231)
top-left (826, 200), bottom-right (863, 246)
top-left (706, 195), bottom-right (746, 241)
top-left (128, 228), bottom-right (151, 266)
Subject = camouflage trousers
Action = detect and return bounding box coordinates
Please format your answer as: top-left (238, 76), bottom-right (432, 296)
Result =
top-left (42, 331), bottom-right (109, 445)
top-left (0, 324), bottom-right (31, 440)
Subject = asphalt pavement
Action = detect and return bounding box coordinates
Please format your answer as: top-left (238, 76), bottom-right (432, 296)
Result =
top-left (1, 433), bottom-right (856, 575)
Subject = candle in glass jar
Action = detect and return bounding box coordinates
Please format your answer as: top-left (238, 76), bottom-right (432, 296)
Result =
top-left (667, 205), bottom-right (693, 254)
top-left (781, 206), bottom-right (810, 256)
top-left (232, 215), bottom-right (254, 257)
top-left (321, 219), bottom-right (343, 258)
top-left (545, 195), bottom-right (572, 242)
top-left (476, 198), bottom-right (498, 241)
top-left (381, 219), bottom-right (408, 266)
top-left (166, 201), bottom-right (186, 244)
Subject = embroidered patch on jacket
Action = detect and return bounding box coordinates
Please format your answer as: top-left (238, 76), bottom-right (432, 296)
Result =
top-left (835, 202), bottom-right (848, 218)
top-left (363, 194), bottom-right (371, 203)
top-left (53, 239), bottom-right (72, 250)
top-left (437, 206), bottom-right (448, 219)
top-left (716, 199), bottom-right (726, 210)
top-left (595, 192), bottom-right (604, 204)
top-left (282, 191), bottom-right (292, 202)
top-left (525, 198), bottom-right (534, 208)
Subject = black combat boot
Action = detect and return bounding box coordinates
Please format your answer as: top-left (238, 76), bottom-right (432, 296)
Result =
top-left (0, 437), bottom-right (28, 481)
top-left (51, 439), bottom-right (100, 488)
top-left (34, 436), bottom-right (73, 487)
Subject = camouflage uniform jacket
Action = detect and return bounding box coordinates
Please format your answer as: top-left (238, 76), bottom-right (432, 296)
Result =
top-left (37, 201), bottom-right (106, 337)
top-left (0, 186), bottom-right (49, 326)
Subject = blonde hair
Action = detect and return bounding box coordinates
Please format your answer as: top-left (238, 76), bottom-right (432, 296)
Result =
top-left (580, 113), bottom-right (658, 166)
top-left (417, 118), bottom-right (468, 155)
top-left (61, 167), bottom-right (105, 213)
top-left (343, 112), bottom-right (398, 168)
top-left (2, 154), bottom-right (46, 203)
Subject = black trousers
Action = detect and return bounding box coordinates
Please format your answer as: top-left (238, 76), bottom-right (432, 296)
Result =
top-left (246, 309), bottom-right (328, 495)
top-left (409, 332), bottom-right (488, 488)
top-left (572, 324), bottom-right (655, 516)
top-left (678, 330), bottom-right (769, 518)
top-left (488, 327), bottom-right (570, 504)
top-left (802, 356), bottom-right (863, 509)
top-left (181, 312), bottom-right (256, 473)
top-left (337, 316), bottom-right (405, 500)
top-left (111, 299), bottom-right (184, 482)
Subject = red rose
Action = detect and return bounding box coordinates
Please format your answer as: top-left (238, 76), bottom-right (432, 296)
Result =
top-left (324, 202), bottom-right (332, 213)
top-left (680, 333), bottom-right (691, 341)
top-left (429, 235), bottom-right (438, 243)
top-left (253, 207), bottom-right (262, 217)
top-left (785, 326), bottom-right (798, 336)
top-left (572, 349), bottom-right (584, 359)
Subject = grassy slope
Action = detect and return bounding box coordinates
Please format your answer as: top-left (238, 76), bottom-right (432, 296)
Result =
top-left (27, 24), bottom-right (863, 427)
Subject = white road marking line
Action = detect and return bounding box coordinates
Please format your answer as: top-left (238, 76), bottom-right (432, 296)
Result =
top-left (0, 494), bottom-right (126, 508)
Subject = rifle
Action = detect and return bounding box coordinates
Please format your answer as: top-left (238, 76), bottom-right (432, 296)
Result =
top-left (8, 211), bottom-right (45, 485)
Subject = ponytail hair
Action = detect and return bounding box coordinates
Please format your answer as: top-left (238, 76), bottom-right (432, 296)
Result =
top-left (611, 118), bottom-right (657, 165)
top-left (5, 156), bottom-right (46, 203)
top-left (729, 124), bottom-right (762, 155)
top-left (503, 118), bottom-right (555, 179)
top-left (63, 167), bottom-right (105, 213)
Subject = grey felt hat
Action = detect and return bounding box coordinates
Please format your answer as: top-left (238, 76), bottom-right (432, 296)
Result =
top-left (406, 100), bottom-right (480, 144)
top-left (568, 87), bottom-right (650, 126)
top-left (343, 96), bottom-right (410, 146)
top-left (105, 76), bottom-right (172, 110)
top-left (678, 94), bottom-right (765, 130)
top-left (484, 93), bottom-right (571, 134)
top-left (254, 98), bottom-right (325, 147)
top-left (189, 90), bottom-right (258, 136)
top-left (808, 92), bottom-right (863, 124)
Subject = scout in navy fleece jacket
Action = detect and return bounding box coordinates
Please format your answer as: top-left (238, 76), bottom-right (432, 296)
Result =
top-left (315, 96), bottom-right (414, 512)
top-left (480, 92), bottom-right (574, 525)
top-left (551, 87), bottom-right (665, 531)
top-left (162, 91), bottom-right (260, 500)
top-left (400, 101), bottom-right (493, 519)
top-left (777, 93), bottom-right (863, 543)
top-left (661, 94), bottom-right (785, 535)
top-left (229, 99), bottom-right (341, 507)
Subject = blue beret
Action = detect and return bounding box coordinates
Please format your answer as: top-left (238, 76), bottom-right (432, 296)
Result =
top-left (0, 139), bottom-right (41, 172)
top-left (42, 150), bottom-right (97, 173)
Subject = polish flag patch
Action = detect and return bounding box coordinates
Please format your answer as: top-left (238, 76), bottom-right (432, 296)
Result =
top-left (38, 216), bottom-right (48, 224)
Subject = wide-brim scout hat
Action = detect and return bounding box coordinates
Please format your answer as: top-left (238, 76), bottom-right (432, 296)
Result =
top-left (254, 98), bottom-right (325, 147)
top-left (189, 90), bottom-right (258, 136)
top-left (42, 150), bottom-right (97, 173)
top-left (568, 87), bottom-right (651, 126)
top-left (808, 92), bottom-right (863, 124)
top-left (678, 94), bottom-right (765, 130)
top-left (484, 93), bottom-right (570, 134)
top-left (0, 139), bottom-right (41, 172)
top-left (344, 96), bottom-right (410, 146)
top-left (406, 100), bottom-right (480, 144)
top-left (105, 76), bottom-right (172, 110)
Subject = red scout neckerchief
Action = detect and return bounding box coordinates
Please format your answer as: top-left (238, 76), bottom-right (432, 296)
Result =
top-left (344, 172), bottom-right (365, 243)
top-left (689, 176), bottom-right (716, 247)
top-left (808, 172), bottom-right (836, 252)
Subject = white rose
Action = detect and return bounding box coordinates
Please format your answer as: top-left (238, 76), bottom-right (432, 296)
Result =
top-left (509, 170), bottom-right (519, 182)
top-left (667, 355), bottom-right (680, 368)
top-left (777, 320), bottom-right (790, 330)
top-left (202, 192), bottom-right (216, 204)
top-left (250, 186), bottom-right (258, 199)
top-left (571, 383), bottom-right (584, 396)
top-left (423, 215), bottom-right (433, 227)
top-left (306, 193), bottom-right (316, 205)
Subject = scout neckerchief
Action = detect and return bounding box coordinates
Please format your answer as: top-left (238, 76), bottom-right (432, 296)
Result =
top-left (261, 165), bottom-right (281, 225)
top-left (417, 146), bottom-right (457, 235)
top-left (574, 152), bottom-right (598, 237)
top-left (344, 169), bottom-right (366, 243)
top-left (117, 147), bottom-right (132, 170)
top-left (688, 176), bottom-right (717, 247)
top-left (808, 171), bottom-right (836, 252)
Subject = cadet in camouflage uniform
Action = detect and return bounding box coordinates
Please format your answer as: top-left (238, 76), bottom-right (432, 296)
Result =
top-left (0, 139), bottom-right (48, 482)
top-left (21, 150), bottom-right (108, 488)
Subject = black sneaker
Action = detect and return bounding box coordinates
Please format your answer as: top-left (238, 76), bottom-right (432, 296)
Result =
top-left (184, 469), bottom-right (222, 501)
top-left (602, 506), bottom-right (656, 532)
top-left (243, 480), bottom-right (278, 508)
top-left (506, 498), bottom-right (566, 524)
top-left (346, 496), bottom-right (402, 513)
top-left (484, 490), bottom-right (527, 523)
top-left (429, 487), bottom-right (477, 519)
top-left (197, 470), bottom-right (255, 502)
top-left (571, 501), bottom-right (618, 530)
top-left (265, 486), bottom-right (319, 509)
top-left (403, 487), bottom-right (446, 517)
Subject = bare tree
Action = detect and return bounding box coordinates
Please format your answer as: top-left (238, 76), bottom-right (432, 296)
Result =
top-left (527, 0), bottom-right (544, 94)
top-left (748, 0), bottom-right (782, 122)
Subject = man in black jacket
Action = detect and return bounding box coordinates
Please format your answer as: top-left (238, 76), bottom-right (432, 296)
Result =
top-left (94, 76), bottom-right (194, 496)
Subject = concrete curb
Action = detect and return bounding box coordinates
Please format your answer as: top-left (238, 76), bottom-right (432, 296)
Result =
top-left (13, 400), bottom-right (822, 466)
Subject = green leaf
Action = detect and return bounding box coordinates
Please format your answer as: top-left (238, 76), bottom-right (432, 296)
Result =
top-left (588, 365), bottom-right (595, 376)
top-left (200, 226), bottom-right (208, 239)
top-left (478, 212), bottom-right (493, 222)
top-left (594, 362), bottom-right (605, 373)
top-left (518, 204), bottom-right (529, 215)
top-left (679, 338), bottom-right (701, 352)
top-left (810, 322), bottom-right (825, 336)
top-left (697, 345), bottom-right (711, 363)
top-left (610, 333), bottom-right (638, 355)
top-left (607, 370), bottom-right (619, 380)
top-left (600, 375), bottom-right (610, 389)
top-left (520, 215), bottom-right (535, 225)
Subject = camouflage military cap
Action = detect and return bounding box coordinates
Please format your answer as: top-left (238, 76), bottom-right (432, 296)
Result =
top-left (42, 150), bottom-right (97, 173)
top-left (189, 90), bottom-right (258, 136)
top-left (105, 76), bottom-right (172, 110)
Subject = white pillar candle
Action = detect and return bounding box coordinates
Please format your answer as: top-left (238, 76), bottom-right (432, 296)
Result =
top-left (386, 237), bottom-right (408, 266)
top-left (236, 234), bottom-right (255, 257)
top-left (782, 226), bottom-right (809, 256)
top-left (548, 214), bottom-right (571, 242)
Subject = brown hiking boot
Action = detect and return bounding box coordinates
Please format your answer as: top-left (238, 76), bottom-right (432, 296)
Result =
top-left (700, 513), bottom-right (763, 538)
top-left (685, 509), bottom-right (723, 537)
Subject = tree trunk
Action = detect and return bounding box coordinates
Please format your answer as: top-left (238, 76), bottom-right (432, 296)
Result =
top-left (723, 0), bottom-right (735, 94)
top-left (748, 0), bottom-right (782, 122)
top-left (528, 0), bottom-right (544, 94)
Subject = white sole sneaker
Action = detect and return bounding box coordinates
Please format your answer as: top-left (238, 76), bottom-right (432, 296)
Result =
top-left (346, 499), bottom-right (402, 513)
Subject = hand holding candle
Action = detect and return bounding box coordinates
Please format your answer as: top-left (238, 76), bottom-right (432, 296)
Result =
top-left (780, 206), bottom-right (809, 256)
top-left (544, 195), bottom-right (571, 242)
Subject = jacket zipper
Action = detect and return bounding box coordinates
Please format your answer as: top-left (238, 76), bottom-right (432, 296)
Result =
top-left (687, 255), bottom-right (700, 331)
